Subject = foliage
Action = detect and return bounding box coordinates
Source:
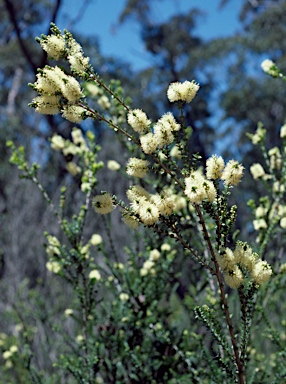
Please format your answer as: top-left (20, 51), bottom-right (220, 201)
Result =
top-left (2, 24), bottom-right (286, 384)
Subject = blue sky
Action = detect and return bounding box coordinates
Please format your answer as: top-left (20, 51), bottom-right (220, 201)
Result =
top-left (59, 0), bottom-right (242, 70)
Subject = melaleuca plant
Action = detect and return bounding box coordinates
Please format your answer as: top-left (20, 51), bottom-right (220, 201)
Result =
top-left (5, 25), bottom-right (286, 384)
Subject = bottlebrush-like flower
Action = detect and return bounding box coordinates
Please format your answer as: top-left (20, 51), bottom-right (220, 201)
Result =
top-left (221, 160), bottom-right (244, 186)
top-left (167, 80), bottom-right (200, 103)
top-left (206, 155), bottom-right (225, 180)
top-left (126, 158), bottom-right (149, 178)
top-left (92, 193), bottom-right (115, 214)
top-left (127, 109), bottom-right (151, 134)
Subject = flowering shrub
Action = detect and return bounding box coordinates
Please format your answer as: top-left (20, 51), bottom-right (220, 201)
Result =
top-left (4, 24), bottom-right (286, 384)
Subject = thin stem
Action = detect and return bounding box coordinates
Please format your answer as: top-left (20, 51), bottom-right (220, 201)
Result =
top-left (78, 102), bottom-right (139, 144)
top-left (79, 102), bottom-right (185, 188)
top-left (79, 171), bottom-right (95, 244)
top-left (89, 74), bottom-right (131, 112)
top-left (31, 175), bottom-right (62, 226)
top-left (195, 203), bottom-right (244, 382)
top-left (165, 219), bottom-right (215, 274)
top-left (216, 264), bottom-right (244, 382)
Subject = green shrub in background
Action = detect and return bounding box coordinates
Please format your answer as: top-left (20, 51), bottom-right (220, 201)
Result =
top-left (3, 24), bottom-right (286, 384)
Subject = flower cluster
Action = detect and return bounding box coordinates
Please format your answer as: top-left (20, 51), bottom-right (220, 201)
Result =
top-left (247, 122), bottom-right (266, 145)
top-left (221, 160), bottom-right (244, 186)
top-left (126, 158), bottom-right (149, 178)
top-left (218, 241), bottom-right (272, 288)
top-left (125, 185), bottom-right (175, 226)
top-left (127, 109), bottom-right (181, 154)
top-left (30, 65), bottom-right (84, 121)
top-left (39, 33), bottom-right (66, 60)
top-left (45, 235), bottom-right (61, 258)
top-left (51, 128), bottom-right (103, 192)
top-left (184, 170), bottom-right (217, 204)
top-left (167, 80), bottom-right (200, 103)
top-left (184, 157), bottom-right (244, 205)
top-left (141, 112), bottom-right (181, 153)
top-left (89, 234), bottom-right (103, 246)
top-left (29, 25), bottom-right (93, 122)
top-left (127, 109), bottom-right (151, 134)
top-left (89, 269), bottom-right (101, 281)
top-left (122, 211), bottom-right (140, 230)
top-left (250, 163), bottom-right (266, 180)
top-left (140, 249), bottom-right (161, 276)
top-left (248, 121), bottom-right (286, 234)
top-left (261, 59), bottom-right (280, 78)
top-left (38, 23), bottom-right (90, 74)
top-left (268, 147), bottom-right (282, 170)
top-left (2, 345), bottom-right (18, 367)
top-left (153, 112), bottom-right (181, 147)
top-left (253, 201), bottom-right (286, 231)
top-left (45, 235), bottom-right (62, 274)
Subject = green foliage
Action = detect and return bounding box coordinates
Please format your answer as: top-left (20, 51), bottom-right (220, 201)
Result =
top-left (2, 2), bottom-right (286, 383)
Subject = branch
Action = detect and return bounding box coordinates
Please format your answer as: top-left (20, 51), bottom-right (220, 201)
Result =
top-left (49, 0), bottom-right (62, 26)
top-left (3, 0), bottom-right (38, 72)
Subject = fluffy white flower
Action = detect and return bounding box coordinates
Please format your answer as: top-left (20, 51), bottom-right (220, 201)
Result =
top-left (217, 248), bottom-right (235, 271)
top-left (66, 161), bottom-right (81, 176)
top-left (167, 80), bottom-right (200, 103)
top-left (139, 200), bottom-right (160, 226)
top-left (33, 95), bottom-right (60, 115)
top-left (153, 112), bottom-right (180, 148)
top-left (126, 185), bottom-right (150, 202)
top-left (233, 242), bottom-right (257, 271)
top-left (122, 212), bottom-right (139, 229)
top-left (68, 52), bottom-right (90, 73)
top-left (280, 217), bottom-right (286, 229)
top-left (221, 160), bottom-right (244, 186)
top-left (253, 219), bottom-right (267, 230)
top-left (280, 124), bottom-right (286, 138)
top-left (127, 109), bottom-right (151, 134)
top-left (184, 171), bottom-right (216, 203)
top-left (92, 193), bottom-right (115, 214)
top-left (250, 163), bottom-right (265, 179)
top-left (251, 260), bottom-right (272, 284)
top-left (206, 155), bottom-right (225, 180)
top-left (126, 158), bottom-right (149, 178)
top-left (61, 76), bottom-right (83, 103)
top-left (64, 309), bottom-right (74, 317)
top-left (261, 59), bottom-right (278, 77)
top-left (90, 234), bottom-right (103, 246)
top-left (223, 265), bottom-right (244, 289)
top-left (89, 269), bottom-right (101, 281)
top-left (151, 192), bottom-right (175, 216)
top-left (97, 95), bottom-right (111, 110)
top-left (46, 261), bottom-right (61, 274)
top-left (107, 160), bottom-right (121, 171)
top-left (255, 206), bottom-right (267, 218)
top-left (40, 34), bottom-right (66, 60)
top-left (61, 105), bottom-right (85, 123)
top-left (149, 249), bottom-right (161, 261)
top-left (119, 293), bottom-right (129, 301)
top-left (140, 132), bottom-right (158, 154)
